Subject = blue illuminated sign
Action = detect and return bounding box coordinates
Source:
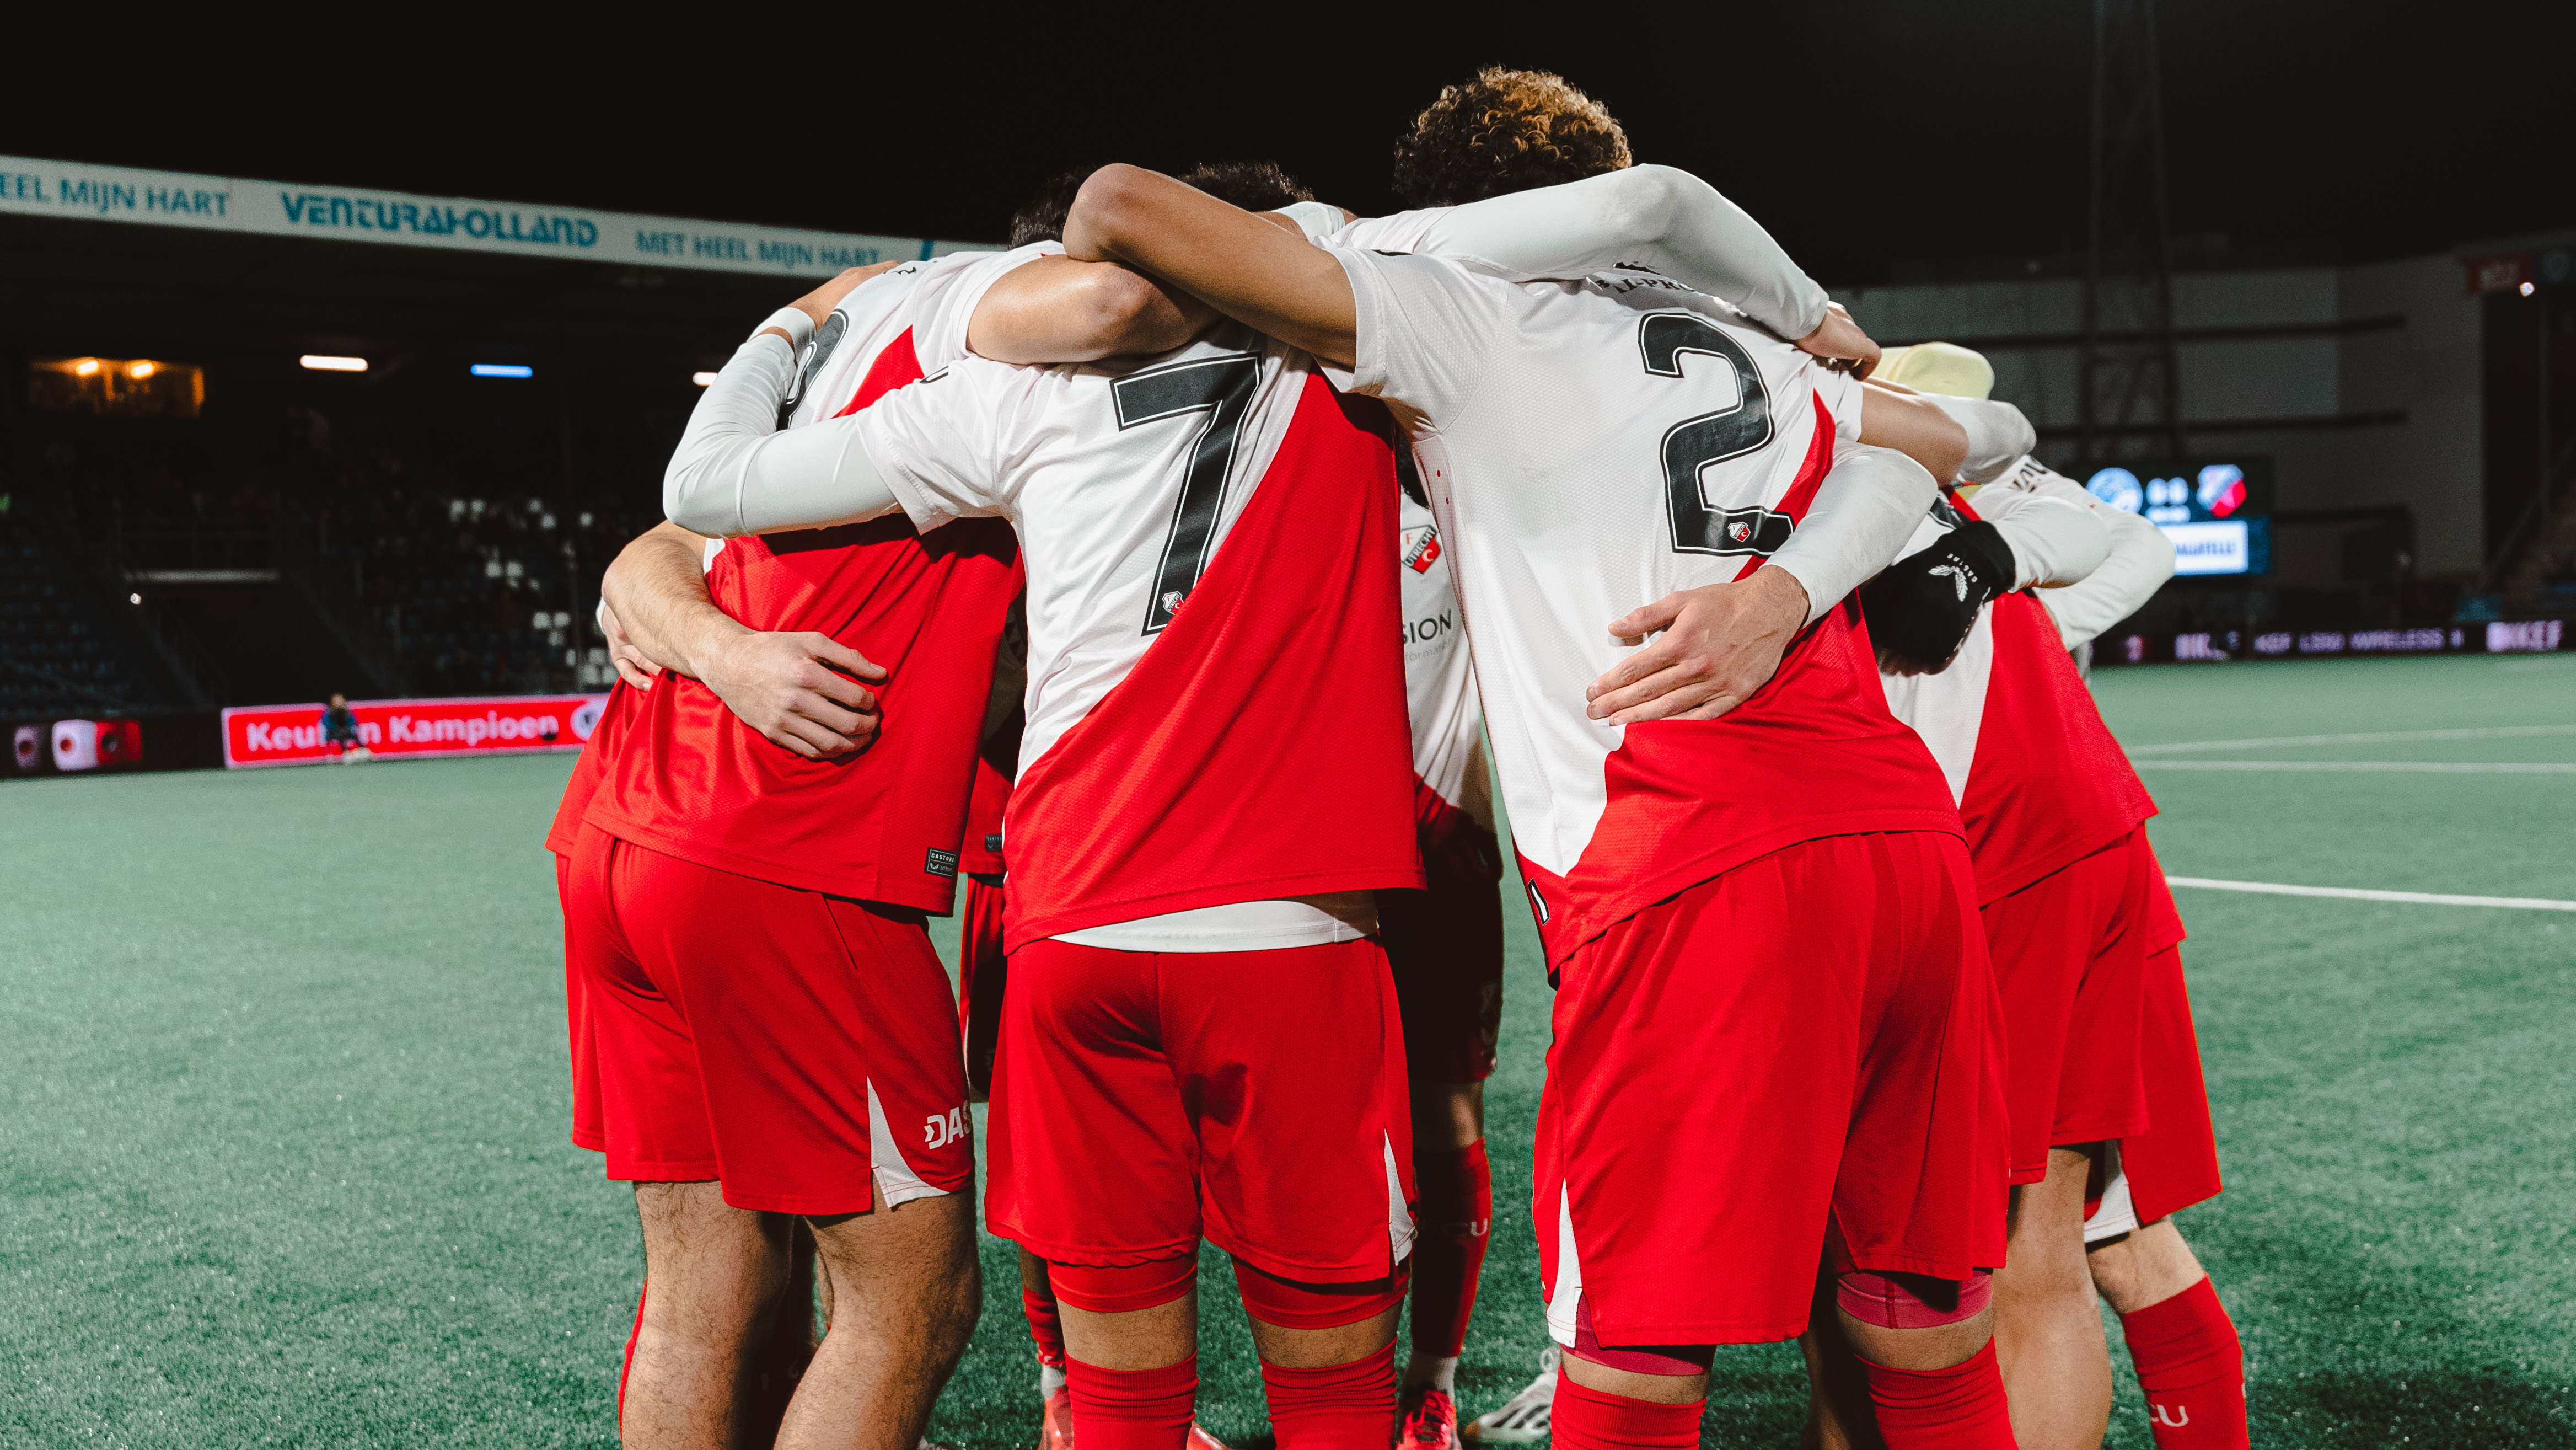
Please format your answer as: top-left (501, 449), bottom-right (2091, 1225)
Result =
top-left (470, 363), bottom-right (534, 379)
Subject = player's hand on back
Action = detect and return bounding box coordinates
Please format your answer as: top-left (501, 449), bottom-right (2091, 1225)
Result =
top-left (698, 630), bottom-right (890, 759)
top-left (1587, 565), bottom-right (1812, 724)
top-left (1796, 301), bottom-right (1881, 378)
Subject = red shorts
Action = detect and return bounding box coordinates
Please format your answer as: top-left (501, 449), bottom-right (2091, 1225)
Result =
top-left (2121, 938), bottom-right (2224, 1221)
top-left (564, 828), bottom-right (973, 1215)
top-left (985, 936), bottom-right (1416, 1283)
top-left (1536, 831), bottom-right (2009, 1349)
top-left (1978, 830), bottom-right (2153, 1181)
top-left (557, 846), bottom-right (605, 1154)
top-left (958, 875), bottom-right (1008, 1101)
top-left (1379, 793), bottom-right (1505, 1084)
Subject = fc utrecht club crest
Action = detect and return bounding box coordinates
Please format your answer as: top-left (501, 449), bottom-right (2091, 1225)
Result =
top-left (1726, 519), bottom-right (1753, 544)
top-left (1402, 525), bottom-right (1443, 574)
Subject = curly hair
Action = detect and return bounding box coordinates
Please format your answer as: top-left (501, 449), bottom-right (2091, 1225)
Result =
top-left (1391, 67), bottom-right (1633, 207)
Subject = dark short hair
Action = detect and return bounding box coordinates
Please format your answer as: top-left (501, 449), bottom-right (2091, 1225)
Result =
top-left (1176, 160), bottom-right (1314, 213)
top-left (1391, 67), bottom-right (1633, 207)
top-left (1009, 168), bottom-right (1092, 248)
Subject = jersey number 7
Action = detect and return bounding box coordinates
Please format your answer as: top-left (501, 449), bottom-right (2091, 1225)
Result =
top-left (1640, 313), bottom-right (1793, 559)
top-left (1113, 352), bottom-right (1262, 634)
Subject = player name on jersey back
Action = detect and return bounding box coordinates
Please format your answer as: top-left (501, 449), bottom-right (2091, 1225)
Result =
top-left (1330, 244), bottom-right (1961, 966)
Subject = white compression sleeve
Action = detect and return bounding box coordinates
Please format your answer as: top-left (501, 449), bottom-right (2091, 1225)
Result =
top-left (1767, 445), bottom-right (1939, 624)
top-left (1968, 487), bottom-right (2111, 589)
top-left (2039, 508), bottom-right (2176, 648)
top-left (662, 327), bottom-right (901, 538)
top-left (1403, 164), bottom-right (1831, 340)
top-left (1918, 395), bottom-right (2038, 483)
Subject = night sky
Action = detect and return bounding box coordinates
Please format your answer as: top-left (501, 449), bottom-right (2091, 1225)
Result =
top-left (7, 2), bottom-right (2567, 285)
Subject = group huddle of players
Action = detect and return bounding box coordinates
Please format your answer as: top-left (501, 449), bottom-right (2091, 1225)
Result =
top-left (543, 68), bottom-right (2252, 1450)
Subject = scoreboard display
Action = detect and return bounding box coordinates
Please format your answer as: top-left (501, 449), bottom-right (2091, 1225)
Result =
top-left (2083, 456), bottom-right (2273, 576)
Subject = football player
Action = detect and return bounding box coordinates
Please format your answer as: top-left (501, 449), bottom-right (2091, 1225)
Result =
top-left (569, 240), bottom-right (1194, 1447)
top-left (1060, 164), bottom-right (2022, 1450)
top-left (669, 205), bottom-right (1432, 1450)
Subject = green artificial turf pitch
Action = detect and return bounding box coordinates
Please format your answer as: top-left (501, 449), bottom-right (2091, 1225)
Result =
top-left (4, 652), bottom-right (2571, 1447)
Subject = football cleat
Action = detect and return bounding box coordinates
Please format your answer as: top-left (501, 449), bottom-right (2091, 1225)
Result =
top-left (1399, 1385), bottom-right (1463, 1449)
top-left (1461, 1345), bottom-right (1558, 1443)
top-left (1037, 1388), bottom-right (1074, 1450)
top-left (1185, 1421), bottom-right (1231, 1450)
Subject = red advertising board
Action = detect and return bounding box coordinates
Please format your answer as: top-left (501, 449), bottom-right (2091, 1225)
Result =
top-left (222, 693), bottom-right (608, 768)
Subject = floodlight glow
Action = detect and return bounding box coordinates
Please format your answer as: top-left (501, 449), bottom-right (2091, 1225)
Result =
top-left (74, 359), bottom-right (99, 376)
top-left (2522, 281), bottom-right (2537, 297)
top-left (128, 360), bottom-right (155, 379)
top-left (693, 371), bottom-right (718, 386)
top-left (301, 355), bottom-right (368, 372)
top-left (471, 363), bottom-right (535, 378)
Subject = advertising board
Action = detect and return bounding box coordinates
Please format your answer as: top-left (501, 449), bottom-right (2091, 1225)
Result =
top-left (222, 694), bottom-right (606, 768)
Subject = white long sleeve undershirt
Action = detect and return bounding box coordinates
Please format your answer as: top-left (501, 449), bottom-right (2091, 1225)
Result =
top-left (1767, 445), bottom-right (1940, 625)
top-left (1340, 165), bottom-right (1832, 341)
top-left (662, 314), bottom-right (900, 538)
top-left (1978, 455), bottom-right (2177, 648)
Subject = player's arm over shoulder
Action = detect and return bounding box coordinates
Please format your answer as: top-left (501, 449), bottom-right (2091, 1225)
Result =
top-left (964, 254), bottom-right (1209, 365)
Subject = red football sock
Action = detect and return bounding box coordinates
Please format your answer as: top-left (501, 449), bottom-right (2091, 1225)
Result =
top-left (2120, 1277), bottom-right (2248, 1449)
top-left (1066, 1355), bottom-right (1198, 1450)
top-left (617, 1282), bottom-right (646, 1428)
top-left (1260, 1341), bottom-right (1397, 1448)
top-left (1409, 1141), bottom-right (1493, 1358)
top-left (1549, 1367), bottom-right (1703, 1450)
top-left (1023, 1286), bottom-right (1068, 1369)
top-left (1859, 1339), bottom-right (2019, 1448)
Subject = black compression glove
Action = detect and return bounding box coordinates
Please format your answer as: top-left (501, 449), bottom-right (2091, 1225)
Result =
top-left (1858, 519), bottom-right (2019, 673)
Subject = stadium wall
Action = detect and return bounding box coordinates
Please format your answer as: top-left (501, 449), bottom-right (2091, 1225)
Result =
top-left (1841, 249), bottom-right (2484, 579)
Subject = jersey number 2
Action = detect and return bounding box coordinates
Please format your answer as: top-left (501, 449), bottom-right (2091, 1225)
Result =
top-left (1639, 313), bottom-right (1792, 558)
top-left (1113, 352), bottom-right (1261, 634)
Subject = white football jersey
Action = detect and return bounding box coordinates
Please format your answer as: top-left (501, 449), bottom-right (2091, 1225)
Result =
top-left (1398, 485), bottom-right (1480, 806)
top-left (855, 324), bottom-right (1319, 776)
top-left (778, 244), bottom-right (1054, 430)
top-left (1330, 246), bottom-right (1868, 881)
top-left (1287, 207), bottom-right (1483, 805)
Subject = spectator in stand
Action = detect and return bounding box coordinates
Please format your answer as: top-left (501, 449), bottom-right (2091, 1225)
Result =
top-left (321, 693), bottom-right (367, 763)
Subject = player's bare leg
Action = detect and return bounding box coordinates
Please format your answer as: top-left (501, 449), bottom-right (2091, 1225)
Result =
top-left (745, 1224), bottom-right (824, 1443)
top-left (779, 1183), bottom-right (981, 1450)
top-left (1992, 1147), bottom-right (2112, 1449)
top-left (2088, 1219), bottom-right (2249, 1449)
top-left (1403, 1078), bottom-right (1486, 1447)
top-left (626, 1181), bottom-right (793, 1450)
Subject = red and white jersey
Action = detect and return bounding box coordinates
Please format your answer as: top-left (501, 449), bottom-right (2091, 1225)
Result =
top-left (855, 324), bottom-right (1423, 947)
top-left (1330, 246), bottom-right (1956, 966)
top-left (582, 250), bottom-right (1037, 911)
top-left (1879, 491), bottom-right (2156, 903)
top-left (1398, 486), bottom-right (1480, 807)
top-left (780, 245), bottom-right (1054, 430)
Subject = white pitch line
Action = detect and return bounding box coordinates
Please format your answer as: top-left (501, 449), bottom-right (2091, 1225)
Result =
top-left (2166, 876), bottom-right (2576, 912)
top-left (2126, 724), bottom-right (2576, 756)
top-left (2133, 759), bottom-right (2576, 774)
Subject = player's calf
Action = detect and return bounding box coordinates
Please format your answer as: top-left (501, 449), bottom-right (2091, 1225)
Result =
top-left (2087, 1221), bottom-right (2247, 1450)
top-left (1832, 1271), bottom-right (2019, 1450)
top-left (1991, 1146), bottom-right (2113, 1450)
